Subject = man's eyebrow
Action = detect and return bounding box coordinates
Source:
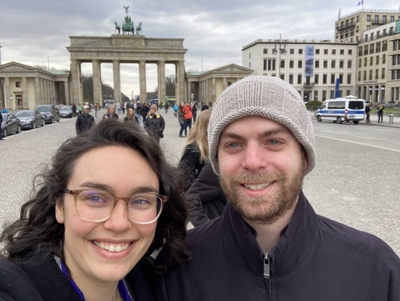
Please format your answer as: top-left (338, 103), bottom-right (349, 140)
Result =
top-left (220, 127), bottom-right (289, 140)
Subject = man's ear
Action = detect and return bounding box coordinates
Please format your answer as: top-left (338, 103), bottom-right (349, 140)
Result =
top-left (55, 201), bottom-right (65, 224)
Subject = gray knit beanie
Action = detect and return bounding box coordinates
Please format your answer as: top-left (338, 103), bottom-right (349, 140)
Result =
top-left (208, 75), bottom-right (316, 175)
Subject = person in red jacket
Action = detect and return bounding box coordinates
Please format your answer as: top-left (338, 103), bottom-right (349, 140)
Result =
top-left (182, 102), bottom-right (193, 131)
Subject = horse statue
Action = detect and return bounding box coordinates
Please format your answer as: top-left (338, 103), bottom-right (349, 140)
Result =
top-left (136, 21), bottom-right (142, 35)
top-left (114, 21), bottom-right (121, 34)
top-left (122, 16), bottom-right (134, 35)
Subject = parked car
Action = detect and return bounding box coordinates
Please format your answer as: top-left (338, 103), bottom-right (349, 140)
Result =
top-left (35, 104), bottom-right (60, 124)
top-left (1, 113), bottom-right (22, 137)
top-left (60, 105), bottom-right (73, 118)
top-left (15, 110), bottom-right (45, 129)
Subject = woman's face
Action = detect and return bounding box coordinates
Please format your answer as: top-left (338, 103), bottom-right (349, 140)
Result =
top-left (56, 146), bottom-right (158, 288)
top-left (128, 108), bottom-right (134, 116)
top-left (109, 107), bottom-right (115, 114)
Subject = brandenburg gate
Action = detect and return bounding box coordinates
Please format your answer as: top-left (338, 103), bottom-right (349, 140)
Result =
top-left (67, 34), bottom-right (187, 105)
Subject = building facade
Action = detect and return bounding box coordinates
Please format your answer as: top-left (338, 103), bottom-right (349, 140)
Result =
top-left (242, 39), bottom-right (357, 102)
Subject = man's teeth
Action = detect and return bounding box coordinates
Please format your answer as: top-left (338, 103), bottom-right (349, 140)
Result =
top-left (244, 183), bottom-right (272, 190)
top-left (93, 241), bottom-right (131, 252)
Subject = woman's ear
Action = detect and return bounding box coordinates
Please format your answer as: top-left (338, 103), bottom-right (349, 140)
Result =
top-left (55, 201), bottom-right (65, 224)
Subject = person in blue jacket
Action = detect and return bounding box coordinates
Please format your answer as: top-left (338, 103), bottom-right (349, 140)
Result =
top-left (155, 76), bottom-right (400, 301)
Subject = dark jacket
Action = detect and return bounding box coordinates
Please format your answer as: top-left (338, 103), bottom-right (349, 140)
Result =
top-left (178, 142), bottom-right (206, 192)
top-left (102, 113), bottom-right (119, 119)
top-left (0, 254), bottom-right (155, 301)
top-left (75, 113), bottom-right (95, 135)
top-left (144, 113), bottom-right (165, 139)
top-left (123, 115), bottom-right (139, 124)
top-left (155, 192), bottom-right (400, 301)
top-left (185, 161), bottom-right (227, 227)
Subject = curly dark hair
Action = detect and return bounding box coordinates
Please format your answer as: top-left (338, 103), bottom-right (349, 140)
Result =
top-left (0, 119), bottom-right (189, 272)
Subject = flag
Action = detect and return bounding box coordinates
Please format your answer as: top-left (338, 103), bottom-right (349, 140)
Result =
top-left (358, 0), bottom-right (363, 6)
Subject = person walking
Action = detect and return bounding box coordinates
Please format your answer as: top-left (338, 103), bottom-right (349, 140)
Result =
top-left (365, 102), bottom-right (371, 123)
top-left (155, 76), bottom-right (400, 301)
top-left (177, 103), bottom-right (187, 137)
top-left (71, 103), bottom-right (77, 117)
top-left (122, 101), bottom-right (126, 115)
top-left (123, 107), bottom-right (139, 128)
top-left (102, 105), bottom-right (119, 120)
top-left (192, 104), bottom-right (198, 124)
top-left (377, 103), bottom-right (384, 123)
top-left (94, 103), bottom-right (98, 118)
top-left (116, 101), bottom-right (122, 115)
top-left (165, 102), bottom-right (169, 114)
top-left (182, 103), bottom-right (193, 131)
top-left (144, 104), bottom-right (165, 143)
top-left (75, 105), bottom-right (95, 135)
top-left (178, 110), bottom-right (211, 192)
top-left (173, 103), bottom-right (178, 117)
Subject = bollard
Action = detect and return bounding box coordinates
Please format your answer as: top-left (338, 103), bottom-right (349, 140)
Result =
top-left (389, 114), bottom-right (394, 125)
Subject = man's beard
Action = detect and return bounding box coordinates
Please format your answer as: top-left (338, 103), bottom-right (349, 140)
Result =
top-left (220, 168), bottom-right (304, 225)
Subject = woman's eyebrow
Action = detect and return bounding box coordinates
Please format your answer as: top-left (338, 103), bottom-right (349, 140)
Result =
top-left (79, 182), bottom-right (158, 195)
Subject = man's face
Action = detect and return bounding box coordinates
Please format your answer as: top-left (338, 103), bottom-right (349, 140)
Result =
top-left (217, 116), bottom-right (307, 225)
top-left (84, 108), bottom-right (90, 114)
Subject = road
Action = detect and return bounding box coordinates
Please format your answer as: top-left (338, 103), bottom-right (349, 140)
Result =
top-left (0, 109), bottom-right (399, 256)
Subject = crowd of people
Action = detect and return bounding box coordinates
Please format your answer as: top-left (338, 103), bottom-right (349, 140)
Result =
top-left (1, 78), bottom-right (399, 301)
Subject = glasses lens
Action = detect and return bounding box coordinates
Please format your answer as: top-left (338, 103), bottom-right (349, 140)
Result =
top-left (76, 190), bottom-right (114, 222)
top-left (128, 194), bottom-right (163, 224)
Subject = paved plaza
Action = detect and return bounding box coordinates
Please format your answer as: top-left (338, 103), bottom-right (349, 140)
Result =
top-left (0, 107), bottom-right (399, 257)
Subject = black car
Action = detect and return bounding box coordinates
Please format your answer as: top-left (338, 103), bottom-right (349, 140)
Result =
top-left (59, 105), bottom-right (73, 118)
top-left (1, 113), bottom-right (22, 137)
top-left (35, 104), bottom-right (60, 124)
top-left (15, 110), bottom-right (45, 129)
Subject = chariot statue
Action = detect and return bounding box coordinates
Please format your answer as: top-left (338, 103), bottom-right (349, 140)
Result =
top-left (114, 6), bottom-right (142, 35)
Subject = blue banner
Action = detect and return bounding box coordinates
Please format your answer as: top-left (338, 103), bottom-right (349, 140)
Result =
top-left (305, 45), bottom-right (314, 77)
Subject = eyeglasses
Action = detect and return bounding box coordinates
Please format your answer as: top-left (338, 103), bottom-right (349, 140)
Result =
top-left (64, 188), bottom-right (167, 224)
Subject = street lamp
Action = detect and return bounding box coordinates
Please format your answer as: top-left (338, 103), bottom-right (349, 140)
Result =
top-left (272, 35), bottom-right (287, 79)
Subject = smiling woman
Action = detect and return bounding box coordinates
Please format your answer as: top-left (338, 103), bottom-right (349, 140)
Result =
top-left (0, 120), bottom-right (189, 301)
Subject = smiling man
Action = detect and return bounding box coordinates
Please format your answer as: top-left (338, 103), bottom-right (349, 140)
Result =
top-left (155, 76), bottom-right (400, 301)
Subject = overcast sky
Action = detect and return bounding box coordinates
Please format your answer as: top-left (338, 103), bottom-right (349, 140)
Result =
top-left (1, 0), bottom-right (399, 99)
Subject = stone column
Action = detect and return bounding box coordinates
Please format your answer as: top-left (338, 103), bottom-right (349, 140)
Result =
top-left (113, 60), bottom-right (121, 104)
top-left (157, 60), bottom-right (166, 106)
top-left (211, 77), bottom-right (216, 102)
top-left (175, 60), bottom-right (185, 105)
top-left (22, 77), bottom-right (28, 108)
top-left (70, 59), bottom-right (80, 105)
top-left (223, 77), bottom-right (227, 90)
top-left (52, 81), bottom-right (56, 104)
top-left (34, 77), bottom-right (40, 106)
top-left (139, 61), bottom-right (147, 103)
top-left (64, 81), bottom-right (70, 104)
top-left (92, 60), bottom-right (102, 105)
top-left (4, 77), bottom-right (10, 110)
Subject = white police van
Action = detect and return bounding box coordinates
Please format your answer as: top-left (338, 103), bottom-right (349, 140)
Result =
top-left (316, 96), bottom-right (365, 124)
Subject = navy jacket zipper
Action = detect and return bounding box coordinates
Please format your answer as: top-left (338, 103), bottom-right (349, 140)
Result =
top-left (263, 253), bottom-right (272, 300)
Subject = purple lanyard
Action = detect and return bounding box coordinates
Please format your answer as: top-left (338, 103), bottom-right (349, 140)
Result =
top-left (59, 260), bottom-right (134, 301)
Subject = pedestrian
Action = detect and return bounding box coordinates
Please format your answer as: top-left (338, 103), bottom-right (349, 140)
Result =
top-left (135, 102), bottom-right (143, 125)
top-left (123, 107), bottom-right (139, 127)
top-left (0, 120), bottom-right (188, 301)
top-left (94, 102), bottom-right (98, 118)
top-left (75, 105), bottom-right (95, 135)
top-left (144, 104), bottom-right (165, 143)
top-left (0, 112), bottom-right (3, 140)
top-left (116, 101), bottom-right (122, 115)
top-left (185, 161), bottom-right (227, 227)
top-left (201, 104), bottom-right (209, 111)
top-left (182, 103), bottom-right (193, 131)
top-left (165, 102), bottom-right (169, 114)
top-left (365, 102), bottom-right (371, 123)
top-left (192, 104), bottom-right (198, 124)
top-left (1, 107), bottom-right (7, 113)
top-left (177, 103), bottom-right (187, 137)
top-left (141, 103), bottom-right (148, 123)
top-left (122, 101), bottom-right (126, 115)
top-left (102, 105), bottom-right (119, 120)
top-left (173, 103), bottom-right (178, 117)
top-left (71, 103), bottom-right (77, 117)
top-left (377, 103), bottom-right (384, 123)
top-left (178, 110), bottom-right (211, 192)
top-left (155, 76), bottom-right (400, 301)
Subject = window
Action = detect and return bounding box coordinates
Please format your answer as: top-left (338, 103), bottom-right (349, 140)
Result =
top-left (376, 55), bottom-right (379, 64)
top-left (323, 60), bottom-right (328, 68)
top-left (298, 49), bottom-right (303, 54)
top-left (370, 56), bottom-right (373, 66)
top-left (375, 69), bottom-right (379, 80)
top-left (322, 90), bottom-right (327, 101)
top-left (330, 90), bottom-right (335, 99)
top-left (289, 60), bottom-right (294, 68)
top-left (332, 49), bottom-right (336, 55)
top-left (315, 60), bottom-right (320, 68)
top-left (367, 15), bottom-right (371, 21)
top-left (364, 58), bottom-right (367, 67)
top-left (290, 49), bottom-right (294, 54)
top-left (249, 62), bottom-right (251, 68)
top-left (280, 60), bottom-right (285, 68)
top-left (340, 49), bottom-right (344, 55)
top-left (347, 74), bottom-right (351, 84)
top-left (263, 49), bottom-right (268, 54)
top-left (339, 60), bottom-right (344, 68)
top-left (323, 74), bottom-right (327, 84)
top-left (348, 49), bottom-right (352, 55)
top-left (280, 74), bottom-right (285, 81)
top-left (249, 53), bottom-right (251, 59)
top-left (370, 43), bottom-right (374, 54)
top-left (298, 60), bottom-right (303, 68)
top-left (358, 71), bottom-right (361, 81)
top-left (289, 74), bottom-right (294, 84)
top-left (364, 45), bottom-right (368, 55)
top-left (15, 82), bottom-right (21, 88)
top-left (382, 41), bottom-right (387, 51)
top-left (331, 60), bottom-right (336, 68)
top-left (339, 74), bottom-right (343, 84)
top-left (316, 49), bottom-right (320, 54)
top-left (382, 54), bottom-right (386, 64)
top-left (376, 42), bottom-right (381, 53)
top-left (390, 16), bottom-right (394, 22)
top-left (346, 90), bottom-right (351, 97)
top-left (363, 71), bottom-right (366, 80)
top-left (297, 74), bottom-right (302, 84)
top-left (358, 46), bottom-right (363, 56)
top-left (348, 60), bottom-right (352, 68)
top-left (383, 15), bottom-right (387, 23)
top-left (314, 91), bottom-right (318, 101)
top-left (358, 58), bottom-right (362, 68)
top-left (365, 34), bottom-right (368, 42)
top-left (314, 74), bottom-right (319, 84)
top-left (331, 74), bottom-right (335, 84)
top-left (263, 59), bottom-right (276, 71)
top-left (324, 49), bottom-right (328, 55)
top-left (382, 68), bottom-right (385, 79)
top-left (369, 70), bottom-right (372, 80)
